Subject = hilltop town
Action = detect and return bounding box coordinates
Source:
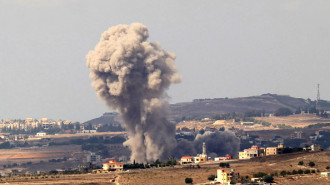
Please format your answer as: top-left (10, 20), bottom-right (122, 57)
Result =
top-left (0, 95), bottom-right (329, 184)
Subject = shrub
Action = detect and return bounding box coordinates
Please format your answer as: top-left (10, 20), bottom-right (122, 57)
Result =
top-left (326, 166), bottom-right (330, 170)
top-left (298, 169), bottom-right (303, 174)
top-left (208, 175), bottom-right (216, 181)
top-left (253, 172), bottom-right (267, 178)
top-left (292, 170), bottom-right (298, 174)
top-left (311, 170), bottom-right (316, 173)
top-left (185, 177), bottom-right (193, 184)
top-left (274, 107), bottom-right (293, 116)
top-left (298, 161), bottom-right (304, 165)
top-left (280, 170), bottom-right (287, 177)
top-left (219, 163), bottom-right (230, 168)
top-left (309, 162), bottom-right (315, 167)
top-left (304, 169), bottom-right (310, 174)
top-left (263, 175), bottom-right (274, 183)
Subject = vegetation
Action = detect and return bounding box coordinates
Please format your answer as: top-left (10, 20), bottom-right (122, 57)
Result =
top-left (263, 175), bottom-right (274, 183)
top-left (277, 124), bottom-right (293, 129)
top-left (208, 175), bottom-right (216, 181)
top-left (308, 162), bottom-right (315, 167)
top-left (280, 170), bottom-right (287, 177)
top-left (298, 161), bottom-right (304, 165)
top-left (306, 123), bottom-right (330, 129)
top-left (274, 107), bottom-right (293, 116)
top-left (253, 172), bottom-right (267, 178)
top-left (185, 177), bottom-right (193, 184)
top-left (304, 169), bottom-right (311, 174)
top-left (219, 162), bottom-right (230, 168)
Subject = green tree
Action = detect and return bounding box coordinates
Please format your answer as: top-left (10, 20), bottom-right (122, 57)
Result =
top-left (309, 162), bottom-right (315, 167)
top-left (263, 175), bottom-right (274, 183)
top-left (298, 161), bottom-right (304, 165)
top-left (298, 169), bottom-right (303, 174)
top-left (274, 107), bottom-right (293, 116)
top-left (208, 175), bottom-right (216, 181)
top-left (280, 170), bottom-right (287, 177)
top-left (253, 172), bottom-right (267, 178)
top-left (185, 177), bottom-right (193, 184)
top-left (304, 169), bottom-right (310, 174)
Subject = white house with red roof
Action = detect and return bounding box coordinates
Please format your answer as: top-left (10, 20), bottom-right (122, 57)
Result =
top-left (102, 160), bottom-right (123, 171)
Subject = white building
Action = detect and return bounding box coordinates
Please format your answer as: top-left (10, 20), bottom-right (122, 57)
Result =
top-left (321, 172), bottom-right (330, 177)
top-left (36, 131), bottom-right (46, 137)
top-left (180, 156), bottom-right (194, 164)
top-left (311, 144), bottom-right (322, 152)
top-left (102, 160), bottom-right (123, 171)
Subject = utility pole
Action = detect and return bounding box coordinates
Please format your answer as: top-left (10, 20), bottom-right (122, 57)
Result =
top-left (316, 84), bottom-right (320, 110)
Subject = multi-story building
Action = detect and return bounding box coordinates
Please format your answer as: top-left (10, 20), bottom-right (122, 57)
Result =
top-left (239, 145), bottom-right (265, 159)
top-left (86, 152), bottom-right (101, 164)
top-left (266, 147), bottom-right (278, 156)
top-left (216, 168), bottom-right (239, 184)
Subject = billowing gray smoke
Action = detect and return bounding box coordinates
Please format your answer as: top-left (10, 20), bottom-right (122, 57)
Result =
top-left (172, 131), bottom-right (240, 158)
top-left (86, 23), bottom-right (180, 162)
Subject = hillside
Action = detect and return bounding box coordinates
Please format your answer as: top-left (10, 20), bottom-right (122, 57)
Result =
top-left (84, 94), bottom-right (330, 124)
top-left (169, 94), bottom-right (330, 121)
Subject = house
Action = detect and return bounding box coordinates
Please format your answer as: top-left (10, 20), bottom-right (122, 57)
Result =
top-left (320, 172), bottom-right (330, 177)
top-left (239, 145), bottom-right (265, 159)
top-left (215, 155), bottom-right (232, 161)
top-left (215, 168), bottom-right (239, 184)
top-left (180, 156), bottom-right (194, 164)
top-left (266, 147), bottom-right (277, 156)
top-left (102, 160), bottom-right (123, 171)
top-left (311, 144), bottom-right (322, 152)
top-left (82, 130), bottom-right (97, 133)
top-left (36, 131), bottom-right (46, 137)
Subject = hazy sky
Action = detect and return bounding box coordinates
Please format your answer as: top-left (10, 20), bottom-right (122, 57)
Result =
top-left (1, 0), bottom-right (329, 122)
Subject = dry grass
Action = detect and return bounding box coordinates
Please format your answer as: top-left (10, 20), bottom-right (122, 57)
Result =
top-left (255, 114), bottom-right (330, 128)
top-left (2, 151), bottom-right (329, 185)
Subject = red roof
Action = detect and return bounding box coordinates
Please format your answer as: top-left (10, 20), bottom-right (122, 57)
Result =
top-left (181, 156), bottom-right (193, 159)
top-left (103, 163), bottom-right (123, 165)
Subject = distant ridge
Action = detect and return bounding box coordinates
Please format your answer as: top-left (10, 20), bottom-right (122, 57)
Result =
top-left (169, 94), bottom-right (330, 121)
top-left (84, 94), bottom-right (330, 124)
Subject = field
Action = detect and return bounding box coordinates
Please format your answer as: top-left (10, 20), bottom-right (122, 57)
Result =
top-left (1, 150), bottom-right (329, 185)
top-left (0, 145), bottom-right (80, 165)
top-left (254, 114), bottom-right (330, 128)
top-left (176, 114), bottom-right (330, 131)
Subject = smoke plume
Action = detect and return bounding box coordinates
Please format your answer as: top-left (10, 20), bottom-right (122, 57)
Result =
top-left (86, 23), bottom-right (180, 163)
top-left (172, 131), bottom-right (240, 158)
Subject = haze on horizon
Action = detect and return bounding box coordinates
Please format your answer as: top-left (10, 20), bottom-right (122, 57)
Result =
top-left (0, 0), bottom-right (329, 122)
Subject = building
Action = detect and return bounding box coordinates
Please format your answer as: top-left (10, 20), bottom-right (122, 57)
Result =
top-left (215, 168), bottom-right (239, 184)
top-left (321, 172), bottom-right (330, 177)
top-left (311, 144), bottom-right (322, 152)
top-left (266, 147), bottom-right (278, 156)
top-left (36, 131), bottom-right (46, 137)
top-left (215, 155), bottom-right (232, 161)
top-left (82, 130), bottom-right (97, 133)
top-left (194, 142), bottom-right (207, 163)
top-left (239, 145), bottom-right (265, 159)
top-left (102, 160), bottom-right (123, 171)
top-left (86, 152), bottom-right (101, 164)
top-left (181, 156), bottom-right (194, 164)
